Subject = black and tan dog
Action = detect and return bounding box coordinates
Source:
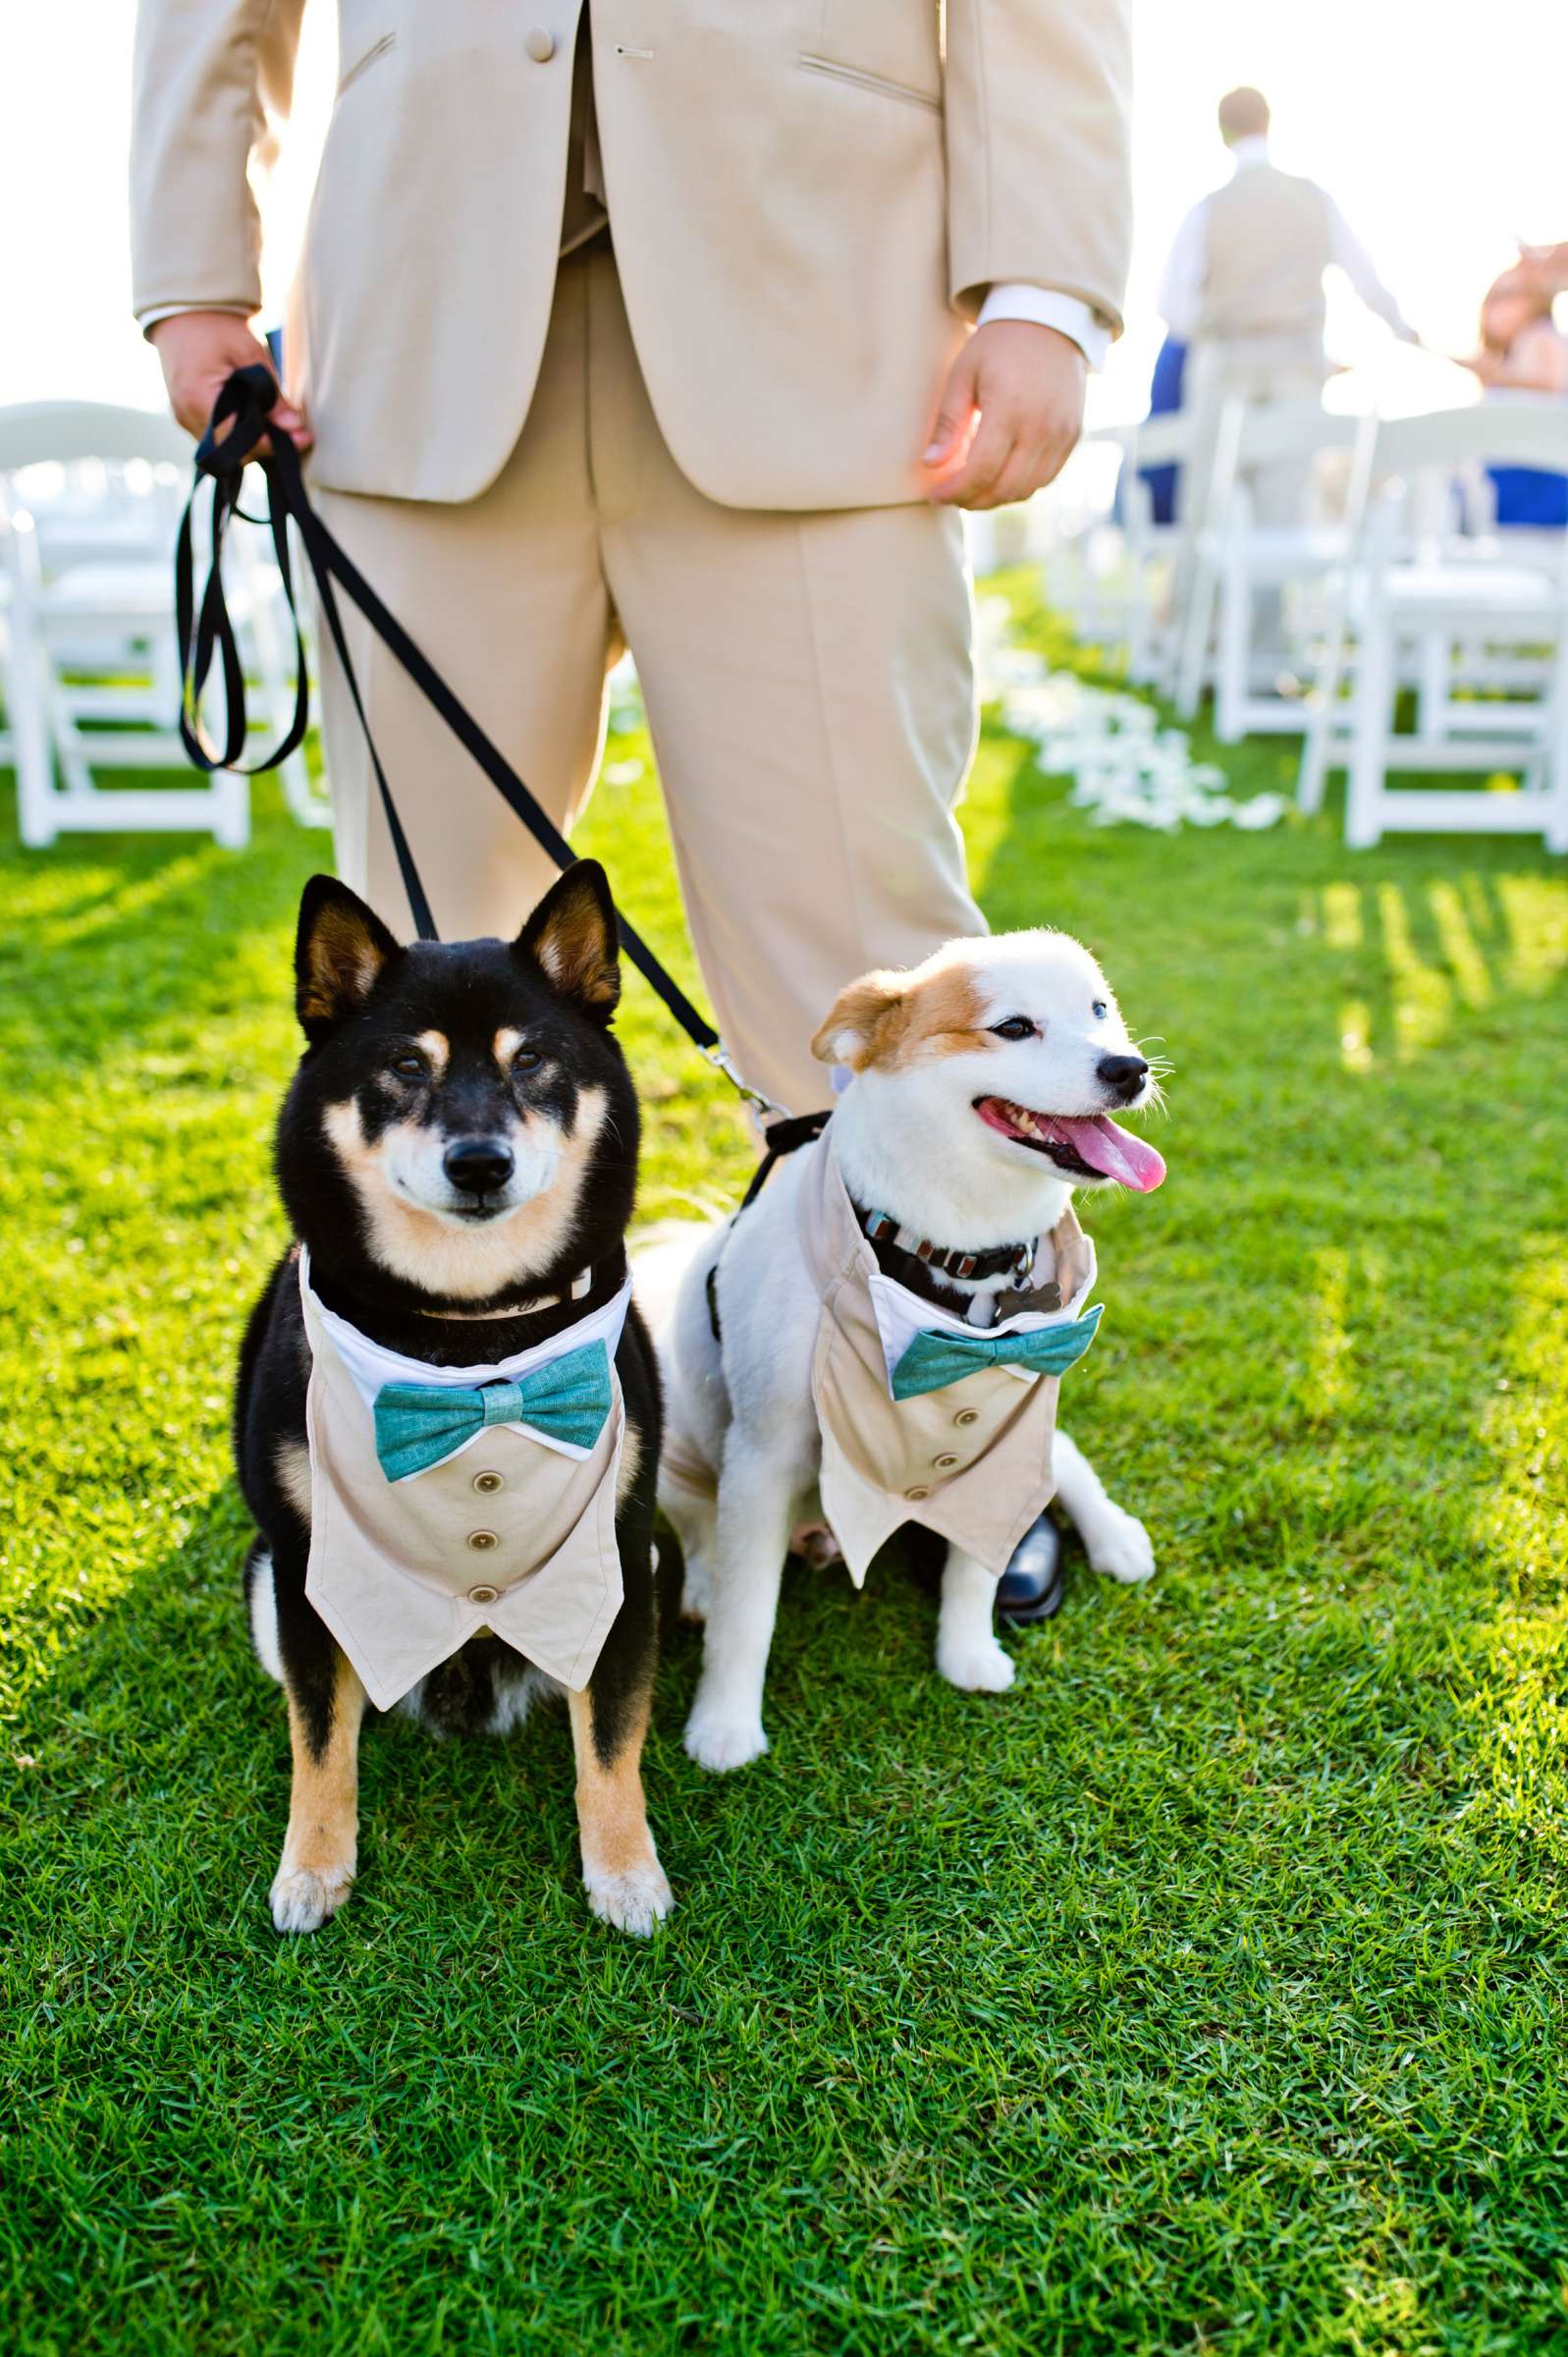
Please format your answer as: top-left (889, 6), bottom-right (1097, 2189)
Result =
top-left (237, 861), bottom-right (670, 1936)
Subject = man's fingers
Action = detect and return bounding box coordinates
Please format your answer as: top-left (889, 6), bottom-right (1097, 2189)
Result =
top-left (1017, 426), bottom-right (1077, 500)
top-left (151, 314), bottom-right (313, 452)
top-left (948, 415), bottom-right (1080, 511)
top-left (181, 379), bottom-right (312, 453)
top-left (929, 412), bottom-right (1017, 508)
top-left (971, 455), bottom-right (1041, 513)
top-left (922, 346), bottom-right (981, 466)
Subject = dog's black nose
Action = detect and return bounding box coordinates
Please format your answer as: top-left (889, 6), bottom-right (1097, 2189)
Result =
top-left (443, 1136), bottom-right (514, 1196)
top-left (1097, 1053), bottom-right (1150, 1101)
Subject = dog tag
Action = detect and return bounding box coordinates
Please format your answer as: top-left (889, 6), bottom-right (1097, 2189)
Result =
top-left (994, 1279), bottom-right (1062, 1321)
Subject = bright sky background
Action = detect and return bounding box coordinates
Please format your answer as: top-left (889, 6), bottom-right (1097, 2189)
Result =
top-left (8, 1), bottom-right (1568, 427)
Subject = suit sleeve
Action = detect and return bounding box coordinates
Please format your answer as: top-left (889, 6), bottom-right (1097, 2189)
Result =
top-left (130, 0), bottom-right (309, 321)
top-left (944, 0), bottom-right (1133, 337)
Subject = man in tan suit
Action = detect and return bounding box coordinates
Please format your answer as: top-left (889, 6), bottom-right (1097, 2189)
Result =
top-left (132, 4), bottom-right (1131, 1117)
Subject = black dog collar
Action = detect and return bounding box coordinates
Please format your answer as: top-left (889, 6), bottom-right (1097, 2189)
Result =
top-left (855, 1204), bottom-right (1042, 1288)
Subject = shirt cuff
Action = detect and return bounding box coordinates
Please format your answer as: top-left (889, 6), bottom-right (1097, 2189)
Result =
top-left (977, 285), bottom-right (1110, 371)
top-left (137, 303), bottom-right (251, 338)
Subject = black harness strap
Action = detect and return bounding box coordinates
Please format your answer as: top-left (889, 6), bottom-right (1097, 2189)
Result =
top-left (737, 1109), bottom-right (835, 1213)
top-left (176, 365), bottom-right (734, 1070)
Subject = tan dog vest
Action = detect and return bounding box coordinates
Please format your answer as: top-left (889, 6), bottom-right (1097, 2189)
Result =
top-left (798, 1135), bottom-right (1097, 1583)
top-left (298, 1257), bottom-right (628, 1710)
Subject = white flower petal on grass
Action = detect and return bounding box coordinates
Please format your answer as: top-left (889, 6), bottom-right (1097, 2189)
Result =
top-left (1232, 794), bottom-right (1288, 830)
top-left (981, 613), bottom-right (1284, 835)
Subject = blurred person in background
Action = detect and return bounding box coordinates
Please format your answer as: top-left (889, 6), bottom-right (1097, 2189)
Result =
top-left (1159, 84), bottom-right (1417, 543)
top-left (1517, 241), bottom-right (1568, 299)
top-left (1461, 263), bottom-right (1568, 527)
top-left (1463, 267), bottom-right (1568, 395)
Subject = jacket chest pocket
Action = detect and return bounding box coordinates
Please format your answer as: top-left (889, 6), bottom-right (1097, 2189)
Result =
top-left (809, 0), bottom-right (943, 110)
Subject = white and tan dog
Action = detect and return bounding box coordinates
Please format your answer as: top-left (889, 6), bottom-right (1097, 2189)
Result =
top-left (647, 929), bottom-right (1167, 1774)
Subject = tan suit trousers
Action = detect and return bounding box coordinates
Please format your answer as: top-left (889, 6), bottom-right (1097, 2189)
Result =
top-left (318, 244), bottom-right (983, 1115)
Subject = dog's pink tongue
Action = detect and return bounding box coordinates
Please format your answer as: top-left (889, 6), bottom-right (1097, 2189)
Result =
top-left (1049, 1116), bottom-right (1166, 1192)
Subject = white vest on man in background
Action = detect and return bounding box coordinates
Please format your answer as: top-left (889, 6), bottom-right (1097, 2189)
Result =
top-left (1199, 162), bottom-right (1335, 376)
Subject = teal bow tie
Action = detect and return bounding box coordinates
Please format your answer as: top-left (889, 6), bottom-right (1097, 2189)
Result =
top-left (373, 1341), bottom-right (613, 1481)
top-left (892, 1303), bottom-right (1103, 1402)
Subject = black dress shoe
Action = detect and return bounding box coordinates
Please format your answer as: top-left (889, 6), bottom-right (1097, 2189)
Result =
top-left (996, 1510), bottom-right (1065, 1625)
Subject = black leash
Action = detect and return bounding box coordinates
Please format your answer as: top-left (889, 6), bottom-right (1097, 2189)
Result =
top-left (174, 364), bottom-right (773, 1109)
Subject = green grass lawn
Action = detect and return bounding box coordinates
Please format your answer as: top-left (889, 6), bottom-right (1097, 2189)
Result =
top-left (2, 590), bottom-right (1565, 2356)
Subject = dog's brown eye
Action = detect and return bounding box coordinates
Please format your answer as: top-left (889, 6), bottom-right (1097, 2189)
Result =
top-left (990, 1015), bottom-right (1035, 1042)
top-left (390, 1052), bottom-right (427, 1079)
top-left (513, 1048), bottom-right (543, 1073)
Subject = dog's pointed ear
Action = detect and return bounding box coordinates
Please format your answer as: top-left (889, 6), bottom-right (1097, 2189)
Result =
top-left (295, 875), bottom-right (401, 1040)
top-left (515, 860), bottom-right (622, 1021)
top-left (810, 969), bottom-right (909, 1070)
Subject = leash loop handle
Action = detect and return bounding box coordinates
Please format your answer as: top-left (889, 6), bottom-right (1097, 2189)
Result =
top-left (175, 366), bottom-right (772, 1091)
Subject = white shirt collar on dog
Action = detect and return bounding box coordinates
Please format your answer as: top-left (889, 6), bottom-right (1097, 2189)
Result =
top-left (864, 1241), bottom-right (1098, 1398)
top-left (298, 1249), bottom-right (632, 1464)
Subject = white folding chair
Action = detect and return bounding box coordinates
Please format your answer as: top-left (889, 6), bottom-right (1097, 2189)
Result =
top-left (1299, 400), bottom-right (1568, 849)
top-left (1116, 412), bottom-right (1192, 686)
top-left (1031, 429), bottom-right (1137, 651)
top-left (0, 401), bottom-right (325, 849)
top-left (1174, 399), bottom-right (1371, 738)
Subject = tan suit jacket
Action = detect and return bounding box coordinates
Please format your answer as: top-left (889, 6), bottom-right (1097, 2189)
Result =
top-left (130, 1), bottom-right (1132, 509)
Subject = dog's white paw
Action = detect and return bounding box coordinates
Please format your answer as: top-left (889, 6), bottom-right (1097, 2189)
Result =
top-left (683, 1694), bottom-right (770, 1773)
top-left (937, 1633), bottom-right (1016, 1693)
top-left (1086, 1510), bottom-right (1157, 1586)
top-left (585, 1858), bottom-right (675, 1938)
top-left (269, 1861), bottom-right (353, 1935)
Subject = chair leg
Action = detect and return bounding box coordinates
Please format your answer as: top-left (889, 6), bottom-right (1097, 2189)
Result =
top-left (1416, 629), bottom-right (1449, 748)
top-left (1298, 617), bottom-right (1347, 816)
top-left (1125, 563), bottom-right (1152, 685)
top-left (1174, 545), bottom-right (1215, 718)
top-left (1298, 710), bottom-right (1330, 815)
top-left (1216, 560), bottom-right (1252, 743)
top-left (1346, 611), bottom-right (1392, 850)
top-left (11, 631), bottom-right (60, 847)
top-left (1543, 627), bottom-right (1568, 855)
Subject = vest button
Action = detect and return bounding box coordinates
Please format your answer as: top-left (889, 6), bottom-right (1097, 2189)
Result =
top-left (467, 1529), bottom-right (499, 1551)
top-left (904, 1484), bottom-right (930, 1502)
top-left (472, 1469), bottom-right (504, 1495)
top-left (933, 1453), bottom-right (960, 1470)
top-left (524, 27), bottom-right (556, 62)
top-left (953, 1408), bottom-right (979, 1427)
top-left (467, 1582), bottom-right (500, 1607)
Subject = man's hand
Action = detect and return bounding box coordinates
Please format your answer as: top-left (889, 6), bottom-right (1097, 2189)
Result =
top-left (923, 320), bottom-right (1086, 511)
top-left (149, 311), bottom-right (312, 451)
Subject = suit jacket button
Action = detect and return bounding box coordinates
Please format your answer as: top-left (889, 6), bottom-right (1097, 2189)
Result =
top-left (953, 1408), bottom-right (979, 1427)
top-left (467, 1529), bottom-right (499, 1551)
top-left (467, 1583), bottom-right (500, 1607)
top-left (525, 27), bottom-right (556, 61)
top-left (472, 1469), bottom-right (504, 1495)
top-left (933, 1453), bottom-right (960, 1470)
top-left (904, 1485), bottom-right (930, 1502)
